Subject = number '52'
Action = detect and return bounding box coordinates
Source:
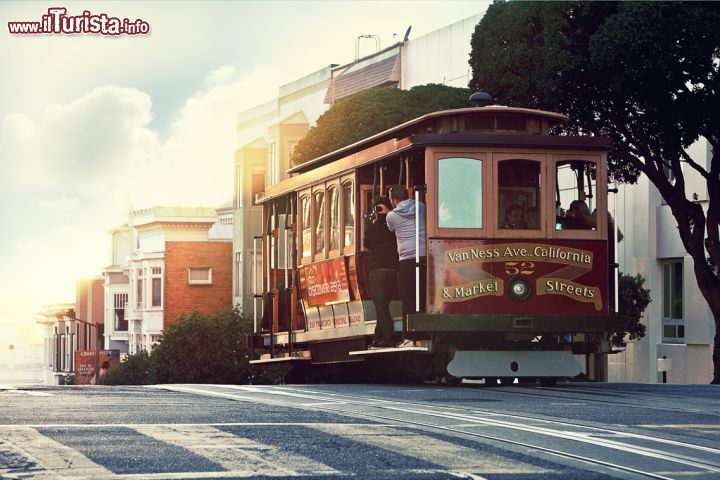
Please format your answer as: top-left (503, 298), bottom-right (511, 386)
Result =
top-left (505, 262), bottom-right (535, 275)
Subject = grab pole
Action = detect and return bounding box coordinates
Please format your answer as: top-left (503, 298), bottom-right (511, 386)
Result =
top-left (415, 189), bottom-right (419, 312)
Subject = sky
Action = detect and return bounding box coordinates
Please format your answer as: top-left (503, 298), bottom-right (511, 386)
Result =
top-left (0, 1), bottom-right (489, 347)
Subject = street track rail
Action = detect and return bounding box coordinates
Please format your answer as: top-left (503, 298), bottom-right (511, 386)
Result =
top-left (159, 384), bottom-right (720, 480)
top-left (479, 384), bottom-right (720, 416)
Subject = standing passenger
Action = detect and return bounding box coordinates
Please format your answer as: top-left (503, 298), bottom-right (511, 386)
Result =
top-left (363, 196), bottom-right (399, 348)
top-left (380, 185), bottom-right (427, 327)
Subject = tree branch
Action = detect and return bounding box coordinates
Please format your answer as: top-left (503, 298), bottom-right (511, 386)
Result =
top-left (679, 149), bottom-right (710, 180)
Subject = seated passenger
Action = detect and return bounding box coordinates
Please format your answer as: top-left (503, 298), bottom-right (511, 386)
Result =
top-left (526, 206), bottom-right (540, 229)
top-left (564, 200), bottom-right (592, 229)
top-left (502, 204), bottom-right (527, 229)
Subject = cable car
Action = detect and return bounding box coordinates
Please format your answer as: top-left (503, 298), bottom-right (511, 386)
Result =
top-left (249, 97), bottom-right (625, 385)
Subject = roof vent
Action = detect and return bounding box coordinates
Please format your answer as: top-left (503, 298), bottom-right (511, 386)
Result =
top-left (469, 91), bottom-right (493, 106)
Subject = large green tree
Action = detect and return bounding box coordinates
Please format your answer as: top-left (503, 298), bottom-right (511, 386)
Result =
top-left (291, 84), bottom-right (470, 166)
top-left (470, 1), bottom-right (720, 383)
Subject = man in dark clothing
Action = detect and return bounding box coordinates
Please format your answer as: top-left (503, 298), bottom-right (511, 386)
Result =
top-left (363, 196), bottom-right (399, 348)
top-left (381, 185), bottom-right (427, 323)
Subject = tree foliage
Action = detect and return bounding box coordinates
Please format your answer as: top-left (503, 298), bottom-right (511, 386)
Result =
top-left (102, 308), bottom-right (287, 385)
top-left (102, 350), bottom-right (151, 385)
top-left (610, 273), bottom-right (651, 348)
top-left (150, 308), bottom-right (253, 384)
top-left (291, 84), bottom-right (471, 165)
top-left (470, 1), bottom-right (720, 383)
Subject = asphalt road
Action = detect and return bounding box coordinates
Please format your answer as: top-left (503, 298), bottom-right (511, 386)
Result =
top-left (1, 382), bottom-right (719, 479)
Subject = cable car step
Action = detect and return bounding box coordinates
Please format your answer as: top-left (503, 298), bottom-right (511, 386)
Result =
top-left (349, 344), bottom-right (431, 356)
top-left (249, 351), bottom-right (311, 364)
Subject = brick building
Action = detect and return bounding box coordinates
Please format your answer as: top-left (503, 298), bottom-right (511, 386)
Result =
top-left (36, 277), bottom-right (105, 385)
top-left (103, 207), bottom-right (233, 354)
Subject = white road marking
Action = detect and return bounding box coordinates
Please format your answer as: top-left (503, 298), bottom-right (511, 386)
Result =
top-left (107, 468), bottom-right (488, 479)
top-left (0, 386), bottom-right (53, 396)
top-left (311, 423), bottom-right (547, 475)
top-left (0, 426), bottom-right (113, 478)
top-left (0, 422), bottom-right (383, 429)
top-left (134, 424), bottom-right (338, 477)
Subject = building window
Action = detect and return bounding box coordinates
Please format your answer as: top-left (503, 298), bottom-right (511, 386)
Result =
top-left (269, 142), bottom-right (278, 184)
top-left (189, 267), bottom-right (212, 285)
top-left (234, 164), bottom-right (242, 209)
top-left (662, 260), bottom-right (684, 343)
top-left (251, 173), bottom-right (265, 206)
top-left (438, 157), bottom-right (483, 229)
top-left (114, 293), bottom-right (128, 331)
top-left (137, 279), bottom-right (143, 308)
top-left (288, 140), bottom-right (298, 157)
top-left (235, 252), bottom-right (242, 297)
top-left (151, 268), bottom-right (162, 307)
top-left (152, 279), bottom-right (162, 306)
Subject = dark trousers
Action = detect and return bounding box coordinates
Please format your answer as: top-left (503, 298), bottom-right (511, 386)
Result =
top-left (398, 257), bottom-right (426, 319)
top-left (369, 268), bottom-right (397, 342)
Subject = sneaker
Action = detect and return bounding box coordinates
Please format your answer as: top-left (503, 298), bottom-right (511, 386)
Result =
top-left (396, 339), bottom-right (415, 348)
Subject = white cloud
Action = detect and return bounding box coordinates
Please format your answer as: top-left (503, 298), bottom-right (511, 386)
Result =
top-left (0, 86), bottom-right (158, 195)
top-left (205, 65), bottom-right (238, 86)
top-left (0, 67), bottom-right (279, 214)
top-left (127, 66), bottom-right (278, 208)
top-left (0, 66), bottom-right (280, 328)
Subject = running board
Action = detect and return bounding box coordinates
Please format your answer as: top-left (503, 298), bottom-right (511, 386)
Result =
top-left (447, 350), bottom-right (581, 378)
top-left (249, 352), bottom-right (311, 365)
top-left (349, 346), bottom-right (430, 356)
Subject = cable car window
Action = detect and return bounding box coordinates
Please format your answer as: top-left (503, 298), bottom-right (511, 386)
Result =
top-left (464, 116), bottom-right (494, 132)
top-left (313, 190), bottom-right (325, 254)
top-left (438, 157), bottom-right (483, 229)
top-left (329, 186), bottom-right (340, 251)
top-left (498, 159), bottom-right (541, 230)
top-left (496, 115), bottom-right (527, 132)
top-left (343, 181), bottom-right (354, 248)
top-left (301, 195), bottom-right (311, 259)
top-left (555, 160), bottom-right (597, 230)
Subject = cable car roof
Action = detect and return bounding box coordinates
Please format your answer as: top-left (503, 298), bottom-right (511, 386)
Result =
top-left (287, 106), bottom-right (570, 175)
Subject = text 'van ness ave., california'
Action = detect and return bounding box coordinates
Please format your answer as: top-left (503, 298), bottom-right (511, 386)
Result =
top-left (445, 243), bottom-right (593, 267)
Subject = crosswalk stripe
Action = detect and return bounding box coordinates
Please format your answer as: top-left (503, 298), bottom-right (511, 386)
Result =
top-left (133, 424), bottom-right (339, 477)
top-left (311, 424), bottom-right (548, 475)
top-left (0, 426), bottom-right (113, 478)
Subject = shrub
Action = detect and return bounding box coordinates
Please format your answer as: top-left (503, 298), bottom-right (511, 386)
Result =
top-left (609, 273), bottom-right (651, 347)
top-left (102, 351), bottom-right (151, 385)
top-left (149, 308), bottom-right (256, 384)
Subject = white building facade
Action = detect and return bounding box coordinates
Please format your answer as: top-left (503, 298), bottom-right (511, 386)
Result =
top-left (608, 141), bottom-right (715, 384)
